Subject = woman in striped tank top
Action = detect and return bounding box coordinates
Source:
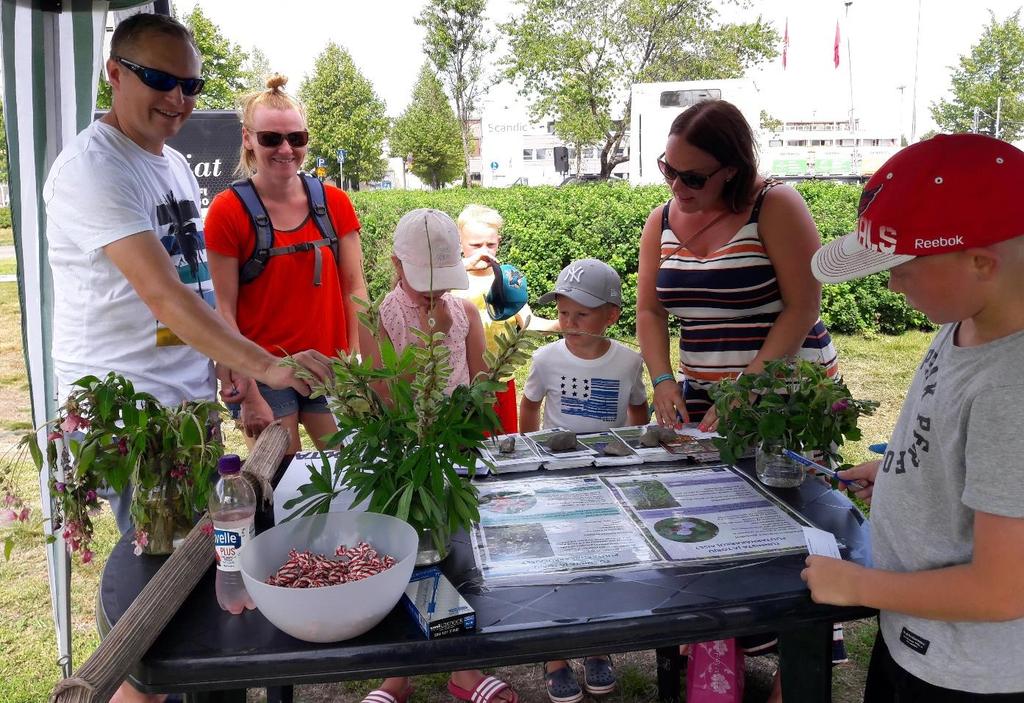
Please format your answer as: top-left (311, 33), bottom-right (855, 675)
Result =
top-left (637, 99), bottom-right (838, 430)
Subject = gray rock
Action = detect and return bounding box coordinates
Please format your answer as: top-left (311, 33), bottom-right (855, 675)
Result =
top-left (602, 439), bottom-right (632, 456)
top-left (497, 436), bottom-right (517, 454)
top-left (639, 426), bottom-right (677, 447)
top-left (545, 431), bottom-right (578, 452)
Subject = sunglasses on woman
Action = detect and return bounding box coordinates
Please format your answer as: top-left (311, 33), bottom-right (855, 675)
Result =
top-left (255, 131), bottom-right (310, 148)
top-left (115, 57), bottom-right (205, 97)
top-left (657, 153), bottom-right (725, 190)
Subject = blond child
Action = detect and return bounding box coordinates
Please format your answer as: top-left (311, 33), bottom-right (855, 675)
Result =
top-left (520, 259), bottom-right (648, 702)
top-left (455, 204), bottom-right (558, 433)
top-left (804, 134), bottom-right (1024, 700)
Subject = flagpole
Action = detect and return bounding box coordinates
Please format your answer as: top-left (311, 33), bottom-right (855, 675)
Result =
top-left (844, 2), bottom-right (858, 175)
top-left (910, 0), bottom-right (922, 143)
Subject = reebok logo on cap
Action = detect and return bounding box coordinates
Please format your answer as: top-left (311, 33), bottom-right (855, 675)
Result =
top-left (812, 133), bottom-right (1024, 283)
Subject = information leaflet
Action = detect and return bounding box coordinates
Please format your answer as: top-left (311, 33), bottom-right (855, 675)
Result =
top-left (471, 476), bottom-right (661, 579)
top-left (604, 467), bottom-right (809, 561)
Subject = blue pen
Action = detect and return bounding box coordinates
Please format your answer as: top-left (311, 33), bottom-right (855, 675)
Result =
top-left (783, 449), bottom-right (866, 491)
top-left (426, 570), bottom-right (440, 616)
top-left (868, 442), bottom-right (888, 455)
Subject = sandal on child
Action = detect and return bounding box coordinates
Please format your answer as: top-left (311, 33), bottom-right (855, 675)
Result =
top-left (363, 684), bottom-right (413, 703)
top-left (543, 663), bottom-right (583, 703)
top-left (448, 675), bottom-right (518, 703)
top-left (582, 656), bottom-right (617, 696)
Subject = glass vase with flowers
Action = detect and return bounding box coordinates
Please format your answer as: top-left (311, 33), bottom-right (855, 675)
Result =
top-left (17, 373), bottom-right (224, 559)
top-left (711, 358), bottom-right (879, 488)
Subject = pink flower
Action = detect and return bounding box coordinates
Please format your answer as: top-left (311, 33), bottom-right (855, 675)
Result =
top-left (831, 399), bottom-right (850, 413)
top-left (47, 430), bottom-right (62, 442)
top-left (132, 529), bottom-right (149, 556)
top-left (55, 482), bottom-right (66, 493)
top-left (85, 490), bottom-right (97, 503)
top-left (117, 437), bottom-right (129, 456)
top-left (17, 507), bottom-right (29, 522)
top-left (81, 549), bottom-right (93, 564)
top-left (3, 493), bottom-right (13, 506)
top-left (200, 522), bottom-right (214, 537)
top-left (0, 509), bottom-right (17, 526)
top-left (59, 413), bottom-right (88, 433)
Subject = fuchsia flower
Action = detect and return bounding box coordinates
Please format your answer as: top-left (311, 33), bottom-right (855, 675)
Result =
top-left (132, 529), bottom-right (149, 556)
top-left (55, 482), bottom-right (66, 493)
top-left (831, 399), bottom-right (850, 413)
top-left (3, 493), bottom-right (14, 506)
top-left (47, 430), bottom-right (62, 442)
top-left (116, 436), bottom-right (129, 456)
top-left (200, 522), bottom-right (214, 537)
top-left (81, 549), bottom-right (93, 564)
top-left (0, 509), bottom-right (17, 526)
top-left (59, 413), bottom-right (88, 433)
top-left (17, 507), bottom-right (28, 522)
top-left (85, 489), bottom-right (97, 503)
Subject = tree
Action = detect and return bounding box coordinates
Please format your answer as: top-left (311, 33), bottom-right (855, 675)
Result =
top-left (299, 43), bottom-right (389, 189)
top-left (501, 0), bottom-right (778, 177)
top-left (241, 46), bottom-right (274, 93)
top-left (759, 110), bottom-right (783, 133)
top-left (181, 6), bottom-right (249, 109)
top-left (416, 0), bottom-right (495, 186)
top-left (391, 64), bottom-right (466, 189)
top-left (930, 10), bottom-right (1024, 142)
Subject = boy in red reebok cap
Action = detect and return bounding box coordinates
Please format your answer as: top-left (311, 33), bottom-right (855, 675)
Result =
top-left (803, 133), bottom-right (1024, 700)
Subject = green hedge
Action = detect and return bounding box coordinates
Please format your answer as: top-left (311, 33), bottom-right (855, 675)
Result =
top-left (349, 181), bottom-right (932, 336)
top-left (0, 206), bottom-right (10, 229)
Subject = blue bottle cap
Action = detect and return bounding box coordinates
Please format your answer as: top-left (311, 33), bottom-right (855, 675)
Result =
top-left (217, 454), bottom-right (242, 475)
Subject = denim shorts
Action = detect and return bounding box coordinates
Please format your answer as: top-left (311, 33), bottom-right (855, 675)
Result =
top-left (228, 381), bottom-right (330, 419)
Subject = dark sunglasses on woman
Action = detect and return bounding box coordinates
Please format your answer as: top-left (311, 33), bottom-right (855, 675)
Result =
top-left (114, 57), bottom-right (205, 97)
top-left (657, 153), bottom-right (724, 190)
top-left (255, 131), bottom-right (310, 148)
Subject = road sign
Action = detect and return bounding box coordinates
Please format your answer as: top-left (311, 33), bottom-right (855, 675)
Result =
top-left (490, 160), bottom-right (499, 171)
top-left (381, 180), bottom-right (392, 190)
top-left (337, 148), bottom-right (347, 163)
top-left (315, 166), bottom-right (327, 179)
top-left (316, 156), bottom-right (327, 168)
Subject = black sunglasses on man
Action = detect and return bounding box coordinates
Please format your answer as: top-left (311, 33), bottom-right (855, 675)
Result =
top-left (114, 56), bottom-right (205, 97)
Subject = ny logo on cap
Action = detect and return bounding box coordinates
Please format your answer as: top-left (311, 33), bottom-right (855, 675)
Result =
top-left (564, 264), bottom-right (585, 283)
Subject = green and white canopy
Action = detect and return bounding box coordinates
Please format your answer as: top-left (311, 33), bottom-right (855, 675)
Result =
top-left (0, 0), bottom-right (151, 675)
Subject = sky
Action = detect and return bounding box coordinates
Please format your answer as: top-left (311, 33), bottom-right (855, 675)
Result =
top-left (175, 0), bottom-right (1023, 140)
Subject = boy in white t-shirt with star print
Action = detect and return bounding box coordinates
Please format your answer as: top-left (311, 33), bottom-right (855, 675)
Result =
top-left (520, 258), bottom-right (649, 703)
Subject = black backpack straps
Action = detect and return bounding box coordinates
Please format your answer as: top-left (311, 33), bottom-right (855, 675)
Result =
top-left (231, 178), bottom-right (275, 284)
top-left (299, 173), bottom-right (340, 287)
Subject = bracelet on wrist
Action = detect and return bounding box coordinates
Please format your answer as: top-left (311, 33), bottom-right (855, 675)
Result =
top-left (652, 373), bottom-right (676, 387)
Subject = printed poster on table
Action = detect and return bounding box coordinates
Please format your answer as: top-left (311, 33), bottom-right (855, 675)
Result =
top-left (604, 467), bottom-right (810, 562)
top-left (470, 475), bottom-right (661, 579)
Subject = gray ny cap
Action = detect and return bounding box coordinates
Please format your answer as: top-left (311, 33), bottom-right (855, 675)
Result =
top-left (537, 258), bottom-right (622, 308)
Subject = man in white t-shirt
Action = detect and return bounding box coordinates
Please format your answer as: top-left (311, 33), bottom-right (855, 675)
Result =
top-left (43, 18), bottom-right (329, 702)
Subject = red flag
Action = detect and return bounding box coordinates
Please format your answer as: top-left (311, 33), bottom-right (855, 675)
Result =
top-left (782, 18), bottom-right (789, 69)
top-left (834, 21), bottom-right (841, 68)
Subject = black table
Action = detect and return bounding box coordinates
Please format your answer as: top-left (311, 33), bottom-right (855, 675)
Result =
top-left (98, 460), bottom-right (875, 702)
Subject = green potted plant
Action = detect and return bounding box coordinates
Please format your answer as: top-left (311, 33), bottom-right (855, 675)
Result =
top-left (18, 373), bottom-right (224, 559)
top-left (710, 358), bottom-right (878, 488)
top-left (284, 295), bottom-right (533, 564)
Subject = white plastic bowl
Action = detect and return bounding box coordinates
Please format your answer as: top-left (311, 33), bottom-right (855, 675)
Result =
top-left (238, 511), bottom-right (418, 643)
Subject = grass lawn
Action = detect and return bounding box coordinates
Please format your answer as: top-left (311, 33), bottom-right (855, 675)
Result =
top-left (0, 258), bottom-right (16, 276)
top-left (0, 281), bottom-right (933, 702)
top-left (0, 227), bottom-right (12, 247)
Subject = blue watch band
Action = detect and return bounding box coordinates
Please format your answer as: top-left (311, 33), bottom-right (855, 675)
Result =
top-left (652, 373), bottom-right (676, 387)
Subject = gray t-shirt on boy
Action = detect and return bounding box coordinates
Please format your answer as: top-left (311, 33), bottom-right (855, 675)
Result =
top-left (872, 323), bottom-right (1024, 694)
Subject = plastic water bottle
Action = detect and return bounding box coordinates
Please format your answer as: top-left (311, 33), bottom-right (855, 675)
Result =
top-left (210, 454), bottom-right (256, 614)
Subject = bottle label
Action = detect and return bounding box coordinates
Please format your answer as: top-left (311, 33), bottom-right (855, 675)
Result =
top-left (214, 522), bottom-right (254, 572)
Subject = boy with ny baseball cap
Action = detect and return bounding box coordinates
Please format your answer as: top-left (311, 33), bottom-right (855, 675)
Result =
top-left (520, 259), bottom-right (648, 701)
top-left (802, 134), bottom-right (1024, 700)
